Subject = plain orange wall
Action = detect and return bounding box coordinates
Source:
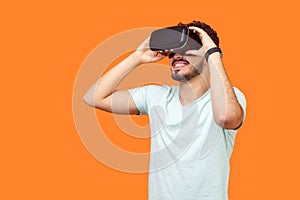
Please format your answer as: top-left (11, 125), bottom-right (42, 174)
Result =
top-left (1, 0), bottom-right (300, 199)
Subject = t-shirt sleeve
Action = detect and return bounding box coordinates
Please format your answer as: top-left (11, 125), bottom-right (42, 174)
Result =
top-left (222, 87), bottom-right (247, 156)
top-left (223, 87), bottom-right (247, 135)
top-left (233, 87), bottom-right (247, 122)
top-left (128, 86), bottom-right (149, 115)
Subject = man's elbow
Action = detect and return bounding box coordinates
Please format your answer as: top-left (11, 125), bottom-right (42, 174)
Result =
top-left (215, 109), bottom-right (244, 130)
top-left (83, 93), bottom-right (96, 107)
top-left (83, 94), bottom-right (110, 111)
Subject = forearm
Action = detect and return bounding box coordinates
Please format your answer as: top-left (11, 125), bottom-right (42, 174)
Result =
top-left (83, 53), bottom-right (141, 107)
top-left (208, 53), bottom-right (243, 129)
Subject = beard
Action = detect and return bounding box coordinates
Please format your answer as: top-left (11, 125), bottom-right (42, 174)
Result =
top-left (171, 66), bottom-right (200, 82)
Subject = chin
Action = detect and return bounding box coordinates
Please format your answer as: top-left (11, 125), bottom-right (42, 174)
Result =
top-left (171, 74), bottom-right (188, 82)
top-left (171, 69), bottom-right (200, 82)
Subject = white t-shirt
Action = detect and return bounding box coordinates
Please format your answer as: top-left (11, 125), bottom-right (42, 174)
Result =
top-left (129, 85), bottom-right (246, 200)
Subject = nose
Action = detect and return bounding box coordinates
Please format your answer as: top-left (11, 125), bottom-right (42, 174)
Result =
top-left (169, 52), bottom-right (183, 59)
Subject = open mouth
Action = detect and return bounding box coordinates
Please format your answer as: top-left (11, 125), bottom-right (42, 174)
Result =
top-left (172, 59), bottom-right (190, 71)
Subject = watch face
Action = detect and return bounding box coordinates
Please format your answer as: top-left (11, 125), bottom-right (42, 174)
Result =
top-left (150, 26), bottom-right (202, 54)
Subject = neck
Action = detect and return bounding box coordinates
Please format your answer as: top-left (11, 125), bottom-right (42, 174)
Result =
top-left (179, 74), bottom-right (209, 105)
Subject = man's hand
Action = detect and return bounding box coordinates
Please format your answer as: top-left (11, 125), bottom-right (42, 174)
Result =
top-left (188, 26), bottom-right (217, 52)
top-left (186, 26), bottom-right (243, 130)
top-left (83, 36), bottom-right (166, 115)
top-left (183, 26), bottom-right (219, 59)
top-left (133, 37), bottom-right (166, 64)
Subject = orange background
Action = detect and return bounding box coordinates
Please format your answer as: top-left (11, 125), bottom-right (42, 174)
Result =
top-left (1, 0), bottom-right (300, 199)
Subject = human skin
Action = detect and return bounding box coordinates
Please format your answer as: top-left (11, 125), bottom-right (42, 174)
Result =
top-left (83, 26), bottom-right (244, 130)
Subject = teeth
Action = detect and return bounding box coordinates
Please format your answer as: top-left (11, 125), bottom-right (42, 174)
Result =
top-left (175, 63), bottom-right (185, 67)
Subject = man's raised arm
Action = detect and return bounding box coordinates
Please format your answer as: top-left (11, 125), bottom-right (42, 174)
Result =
top-left (83, 37), bottom-right (166, 114)
top-left (188, 26), bottom-right (244, 130)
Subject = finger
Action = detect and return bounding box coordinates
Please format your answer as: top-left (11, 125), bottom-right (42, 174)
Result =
top-left (143, 37), bottom-right (151, 47)
top-left (188, 26), bottom-right (203, 34)
top-left (156, 54), bottom-right (167, 59)
top-left (138, 36), bottom-right (151, 49)
top-left (188, 26), bottom-right (209, 39)
top-left (188, 26), bottom-right (200, 31)
top-left (154, 53), bottom-right (167, 61)
top-left (188, 26), bottom-right (216, 50)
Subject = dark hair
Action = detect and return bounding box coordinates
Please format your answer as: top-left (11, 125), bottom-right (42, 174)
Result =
top-left (178, 20), bottom-right (220, 47)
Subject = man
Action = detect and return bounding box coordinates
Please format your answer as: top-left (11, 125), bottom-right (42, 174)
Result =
top-left (83, 20), bottom-right (246, 200)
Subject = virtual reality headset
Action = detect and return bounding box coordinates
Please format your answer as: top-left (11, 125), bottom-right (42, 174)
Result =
top-left (149, 26), bottom-right (202, 55)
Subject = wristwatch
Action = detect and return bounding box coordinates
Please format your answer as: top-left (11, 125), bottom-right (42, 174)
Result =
top-left (205, 47), bottom-right (223, 62)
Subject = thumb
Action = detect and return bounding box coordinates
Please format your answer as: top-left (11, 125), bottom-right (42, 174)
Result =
top-left (154, 54), bottom-right (167, 61)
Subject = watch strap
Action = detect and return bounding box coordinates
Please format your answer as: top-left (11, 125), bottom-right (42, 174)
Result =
top-left (205, 47), bottom-right (223, 62)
